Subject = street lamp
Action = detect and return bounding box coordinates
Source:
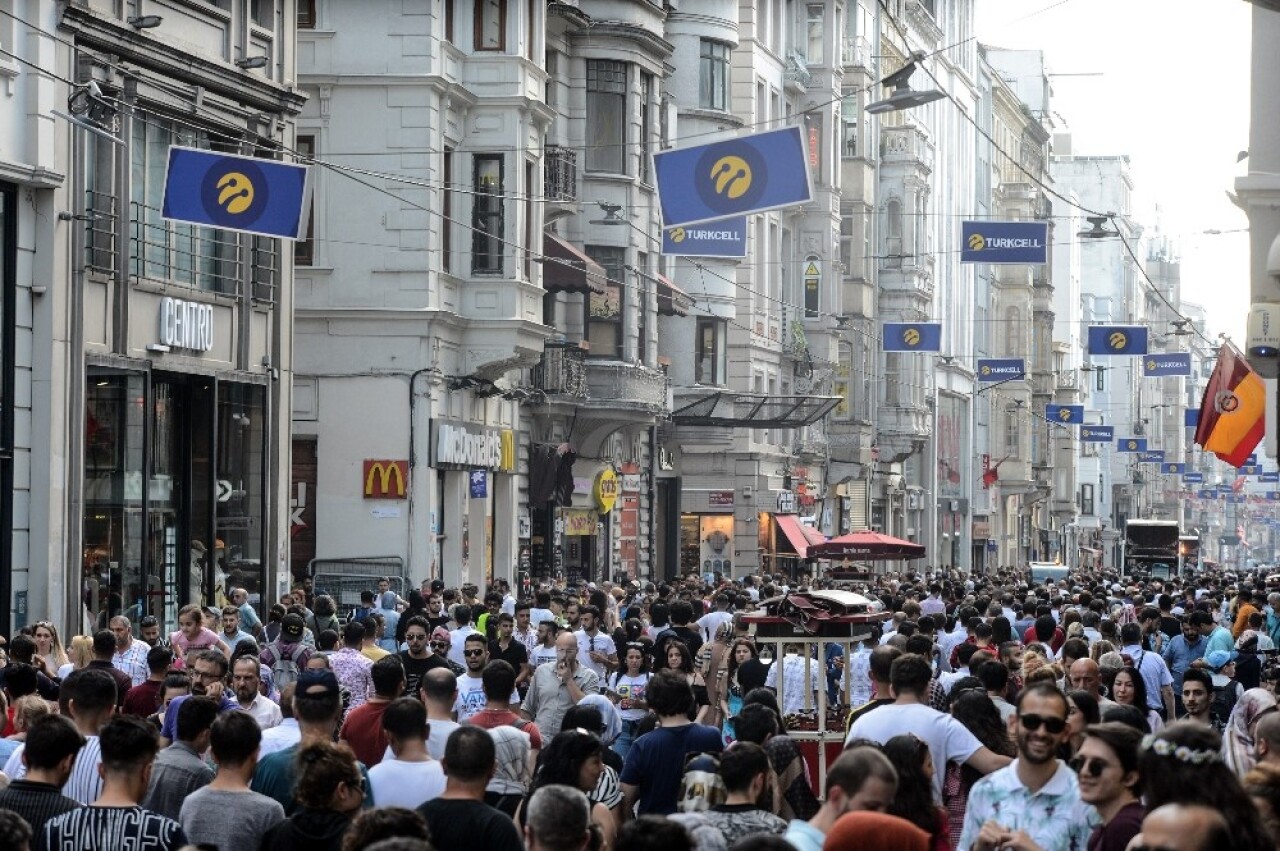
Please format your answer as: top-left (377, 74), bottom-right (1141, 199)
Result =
top-left (865, 56), bottom-right (946, 115)
top-left (1078, 216), bottom-right (1119, 239)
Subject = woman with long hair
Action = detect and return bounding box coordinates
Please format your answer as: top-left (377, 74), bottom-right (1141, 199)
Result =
top-left (1060, 690), bottom-right (1101, 760)
top-left (1110, 666), bottom-right (1162, 733)
top-left (60, 635), bottom-right (94, 680)
top-left (260, 740), bottom-right (365, 851)
top-left (663, 639), bottom-right (710, 723)
top-left (944, 689), bottom-right (1015, 850)
top-left (1222, 687), bottom-right (1279, 777)
top-left (32, 621), bottom-right (69, 676)
top-left (721, 638), bottom-right (759, 745)
top-left (882, 735), bottom-right (949, 851)
top-left (990, 616), bottom-right (1013, 647)
top-left (307, 595), bottom-right (341, 638)
top-left (1140, 720), bottom-right (1273, 851)
top-left (517, 728), bottom-right (615, 850)
top-left (607, 642), bottom-right (650, 759)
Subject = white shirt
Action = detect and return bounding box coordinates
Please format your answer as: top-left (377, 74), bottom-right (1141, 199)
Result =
top-left (112, 639), bottom-right (151, 687)
top-left (764, 653), bottom-right (821, 716)
top-left (258, 718), bottom-right (301, 757)
top-left (367, 757), bottom-right (447, 809)
top-left (239, 695), bottom-right (284, 729)
top-left (529, 608), bottom-right (556, 628)
top-left (426, 718), bottom-right (459, 760)
top-left (574, 629), bottom-right (617, 678)
top-left (501, 594), bottom-right (517, 617)
top-left (696, 611), bottom-right (734, 644)
top-left (453, 674), bottom-right (519, 722)
top-left (846, 702), bottom-right (983, 802)
top-left (531, 643), bottom-right (558, 669)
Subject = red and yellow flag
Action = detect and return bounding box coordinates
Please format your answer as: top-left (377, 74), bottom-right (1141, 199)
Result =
top-left (1194, 344), bottom-right (1265, 467)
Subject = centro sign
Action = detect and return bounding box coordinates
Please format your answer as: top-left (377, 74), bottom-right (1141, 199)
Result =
top-left (158, 297), bottom-right (214, 352)
top-left (433, 420), bottom-right (516, 472)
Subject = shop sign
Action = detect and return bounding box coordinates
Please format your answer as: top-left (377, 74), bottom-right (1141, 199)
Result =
top-left (777, 491), bottom-right (797, 514)
top-left (594, 469), bottom-right (619, 512)
top-left (564, 509), bottom-right (596, 536)
top-left (363, 460), bottom-right (408, 499)
top-left (622, 474), bottom-right (642, 493)
top-left (708, 490), bottom-right (735, 507)
top-left (621, 496), bottom-right (639, 537)
top-left (432, 419), bottom-right (516, 471)
top-left (469, 470), bottom-right (487, 498)
top-left (973, 520), bottom-right (991, 539)
top-left (158, 297), bottom-right (214, 352)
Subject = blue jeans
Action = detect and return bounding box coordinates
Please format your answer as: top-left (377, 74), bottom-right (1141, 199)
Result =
top-left (613, 718), bottom-right (642, 760)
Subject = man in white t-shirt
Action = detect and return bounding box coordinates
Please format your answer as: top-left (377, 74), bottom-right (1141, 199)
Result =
top-left (367, 696), bottom-right (446, 809)
top-left (530, 620), bottom-right (559, 670)
top-left (447, 605), bottom-right (480, 668)
top-left (419, 668), bottom-right (461, 760)
top-left (696, 594), bottom-right (735, 645)
top-left (453, 635), bottom-right (518, 723)
top-left (845, 652), bottom-right (1011, 802)
top-left (574, 606), bottom-right (617, 679)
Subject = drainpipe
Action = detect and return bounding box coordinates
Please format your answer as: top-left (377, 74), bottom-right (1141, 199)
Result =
top-left (407, 350), bottom-right (436, 582)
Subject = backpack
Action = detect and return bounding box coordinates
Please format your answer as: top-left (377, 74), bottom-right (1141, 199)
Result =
top-left (677, 752), bottom-right (726, 813)
top-left (265, 641), bottom-right (308, 690)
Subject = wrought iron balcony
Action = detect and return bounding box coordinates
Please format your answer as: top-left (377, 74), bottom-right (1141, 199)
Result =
top-left (544, 146), bottom-right (578, 203)
top-left (531, 342), bottom-right (588, 399)
top-left (584, 361), bottom-right (669, 414)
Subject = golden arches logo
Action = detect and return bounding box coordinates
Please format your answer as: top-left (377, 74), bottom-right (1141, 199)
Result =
top-left (968, 233), bottom-right (986, 251)
top-left (709, 155), bottom-right (752, 199)
top-left (903, 327), bottom-right (921, 347)
top-left (216, 172), bottom-right (255, 215)
top-left (1108, 331), bottom-right (1128, 351)
top-left (670, 227), bottom-right (686, 243)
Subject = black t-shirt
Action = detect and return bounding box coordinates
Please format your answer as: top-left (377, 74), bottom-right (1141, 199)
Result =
top-left (426, 615), bottom-right (451, 632)
top-left (488, 638), bottom-right (529, 673)
top-left (1159, 615), bottom-right (1181, 639)
top-left (417, 797), bottom-right (523, 851)
top-left (736, 658), bottom-right (770, 694)
top-left (399, 651), bottom-right (451, 699)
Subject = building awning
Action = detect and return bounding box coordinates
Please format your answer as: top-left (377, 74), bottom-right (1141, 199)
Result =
top-left (543, 233), bottom-right (607, 295)
top-left (776, 514), bottom-right (827, 559)
top-left (671, 391), bottom-right (840, 428)
top-left (657, 274), bottom-right (695, 316)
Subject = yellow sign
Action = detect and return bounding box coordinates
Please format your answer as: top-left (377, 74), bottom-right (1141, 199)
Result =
top-left (968, 233), bottom-right (985, 251)
top-left (671, 227), bottom-right (686, 243)
top-left (594, 469), bottom-right (619, 512)
top-left (564, 509), bottom-right (597, 536)
top-left (1109, 331), bottom-right (1128, 351)
top-left (804, 261), bottom-right (820, 277)
top-left (710, 155), bottom-right (752, 199)
top-left (216, 172), bottom-right (255, 214)
top-left (903, 327), bottom-right (921, 347)
top-left (363, 460), bottom-right (408, 499)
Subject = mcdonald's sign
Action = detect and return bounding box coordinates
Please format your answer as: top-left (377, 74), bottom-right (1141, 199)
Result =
top-left (363, 459), bottom-right (408, 499)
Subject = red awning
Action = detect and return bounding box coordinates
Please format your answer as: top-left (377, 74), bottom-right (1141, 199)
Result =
top-left (657, 274), bottom-right (695, 316)
top-left (808, 530), bottom-right (926, 560)
top-left (543, 233), bottom-right (607, 294)
top-left (776, 514), bottom-right (827, 559)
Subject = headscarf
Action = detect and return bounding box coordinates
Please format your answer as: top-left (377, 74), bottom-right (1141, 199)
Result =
top-left (823, 811), bottom-right (929, 851)
top-left (1223, 687), bottom-right (1278, 777)
top-left (577, 693), bottom-right (621, 745)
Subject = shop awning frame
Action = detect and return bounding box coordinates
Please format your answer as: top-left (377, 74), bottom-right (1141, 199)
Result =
top-left (656, 273), bottom-right (695, 316)
top-left (775, 514), bottom-right (827, 559)
top-left (671, 391), bottom-right (840, 429)
top-left (542, 233), bottom-right (607, 295)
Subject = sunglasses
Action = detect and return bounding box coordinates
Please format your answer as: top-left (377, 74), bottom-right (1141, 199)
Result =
top-left (464, 649), bottom-right (486, 657)
top-left (406, 635), bottom-right (427, 642)
top-left (1018, 713), bottom-right (1067, 734)
top-left (431, 641), bottom-right (449, 648)
top-left (1068, 756), bottom-right (1111, 778)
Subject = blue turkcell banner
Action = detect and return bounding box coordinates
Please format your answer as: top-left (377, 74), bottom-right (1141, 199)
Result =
top-left (1143, 353), bottom-right (1192, 376)
top-left (960, 221), bottom-right (1049, 265)
top-left (1268, 492), bottom-right (1280, 501)
top-left (1182, 472), bottom-right (1204, 483)
top-left (661, 217), bottom-right (748, 257)
top-left (976, 359), bottom-right (1026, 381)
top-left (1080, 426), bottom-right (1114, 442)
top-left (162, 146), bottom-right (312, 239)
top-left (1229, 494), bottom-right (1247, 504)
top-left (1260, 472), bottom-right (1280, 483)
top-left (1138, 450), bottom-right (1165, 463)
top-left (1161, 463), bottom-right (1185, 474)
top-left (1247, 454), bottom-right (1259, 465)
top-left (1239, 465), bottom-right (1265, 475)
top-left (1198, 489), bottom-right (1216, 499)
top-left (1117, 438), bottom-right (1147, 453)
top-left (882, 322), bottom-right (942, 352)
top-left (654, 127), bottom-right (811, 227)
top-left (1086, 326), bottom-right (1149, 356)
top-left (1185, 409), bottom-right (1200, 428)
top-left (1045, 404), bottom-right (1084, 425)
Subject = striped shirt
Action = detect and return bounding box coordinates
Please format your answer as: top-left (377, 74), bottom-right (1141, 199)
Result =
top-left (0, 779), bottom-right (80, 836)
top-left (3, 735), bottom-right (104, 804)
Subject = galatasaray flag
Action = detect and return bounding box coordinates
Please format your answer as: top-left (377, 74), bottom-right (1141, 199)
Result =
top-left (1194, 343), bottom-right (1265, 467)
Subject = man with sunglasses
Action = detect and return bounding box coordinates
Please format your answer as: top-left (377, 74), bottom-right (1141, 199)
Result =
top-left (455, 634), bottom-right (518, 722)
top-left (399, 616), bottom-right (451, 699)
top-left (958, 682), bottom-right (1096, 851)
top-left (1074, 722), bottom-right (1144, 851)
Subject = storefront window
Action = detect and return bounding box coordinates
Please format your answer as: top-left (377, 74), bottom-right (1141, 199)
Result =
top-left (216, 383), bottom-right (267, 612)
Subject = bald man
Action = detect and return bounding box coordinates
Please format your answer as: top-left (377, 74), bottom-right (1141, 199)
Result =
top-left (1069, 658), bottom-right (1117, 711)
top-left (1256, 713), bottom-right (1280, 768)
top-left (1135, 804), bottom-right (1229, 851)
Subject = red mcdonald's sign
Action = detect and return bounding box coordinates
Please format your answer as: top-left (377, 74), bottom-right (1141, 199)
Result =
top-left (363, 460), bottom-right (408, 499)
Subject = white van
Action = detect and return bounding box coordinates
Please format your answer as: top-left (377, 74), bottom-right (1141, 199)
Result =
top-left (1029, 562), bottom-right (1069, 586)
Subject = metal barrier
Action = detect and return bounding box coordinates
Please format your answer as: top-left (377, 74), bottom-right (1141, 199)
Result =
top-left (308, 557), bottom-right (407, 619)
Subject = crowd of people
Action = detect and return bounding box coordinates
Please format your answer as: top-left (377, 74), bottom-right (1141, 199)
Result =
top-left (0, 567), bottom-right (1279, 851)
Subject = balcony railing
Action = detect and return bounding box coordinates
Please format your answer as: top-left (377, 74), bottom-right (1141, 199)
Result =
top-left (544, 145), bottom-right (578, 202)
top-left (531, 342), bottom-right (588, 399)
top-left (881, 126), bottom-right (935, 170)
top-left (784, 52), bottom-right (812, 90)
top-left (584, 361), bottom-right (669, 414)
top-left (841, 36), bottom-right (871, 69)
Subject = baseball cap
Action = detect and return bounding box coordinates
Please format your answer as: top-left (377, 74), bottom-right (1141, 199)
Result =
top-left (430, 579), bottom-right (445, 593)
top-left (296, 669), bottom-right (340, 697)
top-left (281, 613), bottom-right (305, 640)
top-left (1206, 649), bottom-right (1238, 671)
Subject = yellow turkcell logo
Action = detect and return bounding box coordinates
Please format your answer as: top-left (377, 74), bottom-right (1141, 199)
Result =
top-left (980, 365), bottom-right (991, 376)
top-left (903, 327), bottom-right (921, 347)
top-left (1108, 331), bottom-right (1128, 351)
top-left (670, 227), bottom-right (686, 243)
top-left (968, 233), bottom-right (985, 251)
top-left (1128, 440), bottom-right (1138, 450)
top-left (709, 156), bottom-right (752, 199)
top-left (1058, 408), bottom-right (1072, 421)
top-left (216, 172), bottom-right (255, 215)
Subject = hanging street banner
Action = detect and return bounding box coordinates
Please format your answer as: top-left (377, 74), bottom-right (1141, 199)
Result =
top-left (960, 220), bottom-right (1049, 264)
top-left (1161, 462), bottom-right (1186, 475)
top-left (1260, 472), bottom-right (1280, 483)
top-left (882, 322), bottom-right (942, 352)
top-left (1198, 489), bottom-right (1217, 500)
top-left (1185, 409), bottom-right (1200, 428)
top-left (1080, 425), bottom-right (1114, 442)
top-left (1138, 450), bottom-right (1166, 463)
top-left (1117, 438), bottom-right (1147, 453)
top-left (1240, 465), bottom-right (1265, 475)
top-left (1087, 325), bottom-right (1149, 356)
top-left (654, 126), bottom-right (811, 227)
top-left (162, 146), bottom-right (313, 239)
top-left (1268, 492), bottom-right (1280, 500)
top-left (1143, 353), bottom-right (1192, 376)
top-left (1182, 471), bottom-right (1204, 483)
top-left (1045, 404), bottom-right (1084, 425)
top-left (661, 217), bottom-right (748, 257)
top-left (977, 359), bottom-right (1025, 381)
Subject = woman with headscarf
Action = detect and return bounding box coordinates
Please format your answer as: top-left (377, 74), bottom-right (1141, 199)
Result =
top-left (1223, 687), bottom-right (1279, 777)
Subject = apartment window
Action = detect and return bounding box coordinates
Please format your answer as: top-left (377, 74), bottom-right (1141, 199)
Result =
top-left (444, 0), bottom-right (454, 44)
top-left (884, 198), bottom-right (903, 268)
top-left (1004, 307), bottom-right (1020, 357)
top-left (250, 0), bottom-right (271, 27)
top-left (297, 0), bottom-right (316, 28)
top-left (841, 94), bottom-right (859, 157)
top-left (1080, 483), bottom-right (1095, 515)
top-left (294, 135), bottom-right (316, 266)
top-left (639, 73), bottom-right (653, 183)
top-left (636, 252), bottom-right (648, 361)
top-left (471, 155), bottom-right (504, 275)
top-left (545, 51), bottom-right (558, 109)
top-left (586, 60), bottom-right (627, 174)
top-left (442, 148), bottom-right (454, 273)
top-left (526, 0), bottom-right (536, 60)
top-left (1096, 367), bottom-right (1105, 391)
top-left (696, 318), bottom-right (727, 385)
top-left (523, 160), bottom-right (534, 279)
top-left (474, 0), bottom-right (507, 51)
top-left (806, 5), bottom-right (825, 65)
top-left (839, 206), bottom-right (854, 279)
top-left (699, 40), bottom-right (730, 111)
top-left (586, 245), bottom-right (624, 359)
top-left (1005, 411), bottom-right (1020, 457)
